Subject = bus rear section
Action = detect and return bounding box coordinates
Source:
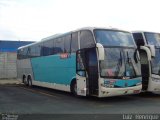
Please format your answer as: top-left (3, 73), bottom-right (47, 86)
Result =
top-left (132, 31), bottom-right (160, 94)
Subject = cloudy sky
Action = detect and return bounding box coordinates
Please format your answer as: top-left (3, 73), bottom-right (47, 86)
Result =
top-left (0, 0), bottom-right (160, 41)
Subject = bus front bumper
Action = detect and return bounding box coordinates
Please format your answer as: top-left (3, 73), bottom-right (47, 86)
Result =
top-left (148, 77), bottom-right (160, 94)
top-left (99, 85), bottom-right (142, 97)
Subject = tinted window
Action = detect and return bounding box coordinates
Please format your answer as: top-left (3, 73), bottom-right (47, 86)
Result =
top-left (64, 34), bottom-right (71, 53)
top-left (100, 48), bottom-right (140, 78)
top-left (80, 30), bottom-right (95, 49)
top-left (35, 44), bottom-right (41, 57)
top-left (18, 47), bottom-right (30, 59)
top-left (54, 37), bottom-right (64, 54)
top-left (94, 30), bottom-right (135, 47)
top-left (17, 49), bottom-right (23, 59)
top-left (71, 32), bottom-right (79, 52)
top-left (132, 33), bottom-right (145, 46)
top-left (144, 32), bottom-right (160, 46)
top-left (28, 46), bottom-right (36, 57)
top-left (43, 40), bottom-right (54, 56)
top-left (22, 48), bottom-right (28, 59)
top-left (151, 48), bottom-right (160, 75)
top-left (17, 50), bottom-right (20, 59)
top-left (40, 43), bottom-right (43, 56)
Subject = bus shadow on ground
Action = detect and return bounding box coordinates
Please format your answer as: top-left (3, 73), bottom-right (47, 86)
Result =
top-left (135, 92), bottom-right (160, 98)
top-left (23, 85), bottom-right (139, 103)
top-left (19, 84), bottom-right (160, 104)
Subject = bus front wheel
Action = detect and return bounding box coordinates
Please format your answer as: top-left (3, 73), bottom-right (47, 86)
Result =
top-left (27, 76), bottom-right (32, 87)
top-left (71, 80), bottom-right (77, 96)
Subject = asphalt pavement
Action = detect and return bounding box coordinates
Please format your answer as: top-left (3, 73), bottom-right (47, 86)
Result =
top-left (0, 84), bottom-right (160, 114)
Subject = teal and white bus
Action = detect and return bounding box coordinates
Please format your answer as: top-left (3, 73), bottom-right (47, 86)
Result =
top-left (132, 31), bottom-right (160, 94)
top-left (17, 27), bottom-right (142, 97)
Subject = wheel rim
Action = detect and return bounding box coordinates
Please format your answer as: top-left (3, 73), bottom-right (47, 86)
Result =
top-left (24, 78), bottom-right (27, 84)
top-left (28, 78), bottom-right (32, 86)
top-left (29, 79), bottom-right (31, 86)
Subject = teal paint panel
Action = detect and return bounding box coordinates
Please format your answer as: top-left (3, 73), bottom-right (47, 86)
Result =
top-left (115, 79), bottom-right (141, 87)
top-left (127, 79), bottom-right (141, 87)
top-left (104, 78), bottom-right (141, 88)
top-left (31, 54), bottom-right (76, 85)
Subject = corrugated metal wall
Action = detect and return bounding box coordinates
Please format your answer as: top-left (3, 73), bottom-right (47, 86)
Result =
top-left (0, 52), bottom-right (17, 79)
top-left (0, 41), bottom-right (34, 79)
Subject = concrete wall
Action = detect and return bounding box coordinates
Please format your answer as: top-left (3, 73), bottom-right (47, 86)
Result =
top-left (0, 52), bottom-right (17, 79)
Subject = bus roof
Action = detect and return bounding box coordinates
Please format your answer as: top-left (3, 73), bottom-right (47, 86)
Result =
top-left (18, 27), bottom-right (129, 50)
top-left (132, 31), bottom-right (160, 34)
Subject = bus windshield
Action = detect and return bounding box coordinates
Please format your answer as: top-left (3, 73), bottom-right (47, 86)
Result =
top-left (94, 29), bottom-right (136, 47)
top-left (145, 32), bottom-right (160, 75)
top-left (151, 48), bottom-right (160, 75)
top-left (100, 48), bottom-right (141, 79)
top-left (144, 32), bottom-right (160, 46)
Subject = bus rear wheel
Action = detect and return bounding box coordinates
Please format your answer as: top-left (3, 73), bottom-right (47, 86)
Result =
top-left (23, 76), bottom-right (27, 85)
top-left (27, 76), bottom-right (32, 87)
top-left (71, 80), bottom-right (77, 96)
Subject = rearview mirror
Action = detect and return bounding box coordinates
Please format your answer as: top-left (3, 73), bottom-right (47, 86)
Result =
top-left (96, 43), bottom-right (105, 60)
top-left (140, 46), bottom-right (151, 61)
top-left (134, 50), bottom-right (140, 63)
top-left (147, 45), bottom-right (155, 57)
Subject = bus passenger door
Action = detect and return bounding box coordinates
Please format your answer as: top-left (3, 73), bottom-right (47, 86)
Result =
top-left (76, 50), bottom-right (87, 96)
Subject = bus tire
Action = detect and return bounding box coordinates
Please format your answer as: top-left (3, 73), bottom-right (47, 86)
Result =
top-left (71, 80), bottom-right (77, 96)
top-left (23, 75), bottom-right (27, 85)
top-left (27, 76), bottom-right (32, 87)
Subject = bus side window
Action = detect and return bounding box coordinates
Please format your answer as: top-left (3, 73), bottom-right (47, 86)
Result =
top-left (64, 34), bottom-right (71, 53)
top-left (23, 47), bottom-right (28, 59)
top-left (80, 30), bottom-right (95, 49)
top-left (133, 33), bottom-right (145, 47)
top-left (40, 43), bottom-right (44, 56)
top-left (71, 32), bottom-right (78, 52)
top-left (29, 46), bottom-right (36, 58)
top-left (54, 38), bottom-right (64, 54)
top-left (34, 44), bottom-right (41, 57)
top-left (17, 49), bottom-right (22, 59)
top-left (43, 40), bottom-right (54, 56)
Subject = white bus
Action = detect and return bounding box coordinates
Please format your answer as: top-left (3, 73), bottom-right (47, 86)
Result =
top-left (132, 31), bottom-right (160, 94)
top-left (17, 27), bottom-right (142, 97)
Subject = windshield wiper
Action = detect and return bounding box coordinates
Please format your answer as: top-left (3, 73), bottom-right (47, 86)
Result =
top-left (127, 51), bottom-right (131, 63)
top-left (115, 51), bottom-right (123, 76)
top-left (119, 51), bottom-right (123, 66)
top-left (125, 51), bottom-right (136, 77)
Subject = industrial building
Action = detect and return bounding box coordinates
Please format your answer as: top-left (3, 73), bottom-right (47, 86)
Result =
top-left (0, 40), bottom-right (34, 79)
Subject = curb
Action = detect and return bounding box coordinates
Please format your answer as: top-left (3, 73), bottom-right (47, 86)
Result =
top-left (0, 80), bottom-right (22, 85)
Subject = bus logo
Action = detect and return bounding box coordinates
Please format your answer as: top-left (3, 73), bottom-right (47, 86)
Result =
top-left (60, 53), bottom-right (69, 59)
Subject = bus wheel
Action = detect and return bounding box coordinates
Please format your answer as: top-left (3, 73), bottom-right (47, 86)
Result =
top-left (23, 76), bottom-right (27, 85)
top-left (27, 76), bottom-right (32, 87)
top-left (71, 80), bottom-right (77, 96)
